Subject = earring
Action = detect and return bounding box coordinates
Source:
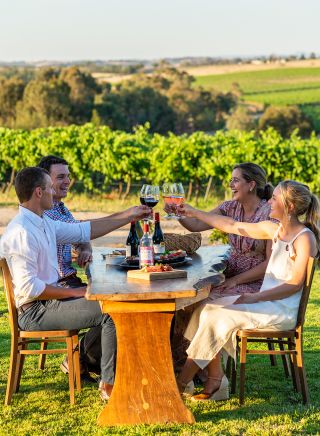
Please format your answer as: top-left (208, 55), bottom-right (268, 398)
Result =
top-left (287, 214), bottom-right (291, 222)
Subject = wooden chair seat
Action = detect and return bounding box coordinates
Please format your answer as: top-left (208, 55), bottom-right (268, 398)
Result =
top-left (227, 257), bottom-right (316, 405)
top-left (0, 258), bottom-right (81, 405)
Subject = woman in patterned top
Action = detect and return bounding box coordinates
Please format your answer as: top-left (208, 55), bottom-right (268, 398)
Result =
top-left (171, 163), bottom-right (274, 371)
top-left (179, 162), bottom-right (274, 297)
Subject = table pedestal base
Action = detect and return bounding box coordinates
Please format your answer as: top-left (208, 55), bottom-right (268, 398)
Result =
top-left (98, 312), bottom-right (195, 426)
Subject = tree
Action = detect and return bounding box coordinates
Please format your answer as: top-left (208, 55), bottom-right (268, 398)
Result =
top-left (258, 105), bottom-right (313, 138)
top-left (99, 84), bottom-right (176, 133)
top-left (15, 77), bottom-right (72, 129)
top-left (0, 77), bottom-right (25, 127)
top-left (226, 105), bottom-right (256, 131)
top-left (60, 67), bottom-right (100, 123)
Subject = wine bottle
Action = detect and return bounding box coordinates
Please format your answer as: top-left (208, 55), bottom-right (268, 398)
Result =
top-left (135, 220), bottom-right (143, 239)
top-left (126, 221), bottom-right (139, 257)
top-left (153, 212), bottom-right (165, 254)
top-left (139, 222), bottom-right (154, 268)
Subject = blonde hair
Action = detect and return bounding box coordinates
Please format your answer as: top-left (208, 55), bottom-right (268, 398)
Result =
top-left (278, 180), bottom-right (320, 247)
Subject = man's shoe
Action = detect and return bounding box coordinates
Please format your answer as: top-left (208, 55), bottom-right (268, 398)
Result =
top-left (60, 357), bottom-right (96, 383)
top-left (98, 381), bottom-right (113, 401)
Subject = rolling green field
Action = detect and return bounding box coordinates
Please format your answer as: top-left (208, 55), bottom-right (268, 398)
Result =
top-left (1, 270), bottom-right (320, 435)
top-left (196, 67), bottom-right (320, 106)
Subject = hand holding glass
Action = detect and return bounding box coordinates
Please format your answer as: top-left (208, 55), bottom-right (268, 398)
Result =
top-left (162, 183), bottom-right (185, 219)
top-left (140, 185), bottom-right (160, 220)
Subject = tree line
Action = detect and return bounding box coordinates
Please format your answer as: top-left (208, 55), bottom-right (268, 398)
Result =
top-left (0, 125), bottom-right (319, 200)
top-left (0, 65), bottom-right (314, 137)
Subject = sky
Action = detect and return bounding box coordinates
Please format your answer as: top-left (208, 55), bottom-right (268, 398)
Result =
top-left (0, 0), bottom-right (319, 62)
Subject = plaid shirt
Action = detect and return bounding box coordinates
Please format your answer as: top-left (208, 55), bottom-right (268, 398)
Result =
top-left (44, 201), bottom-right (79, 278)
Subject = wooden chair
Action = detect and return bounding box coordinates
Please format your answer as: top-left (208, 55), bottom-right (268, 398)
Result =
top-left (228, 257), bottom-right (316, 405)
top-left (0, 258), bottom-right (81, 405)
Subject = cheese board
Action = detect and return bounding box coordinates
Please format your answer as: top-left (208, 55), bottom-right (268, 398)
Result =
top-left (127, 268), bottom-right (187, 281)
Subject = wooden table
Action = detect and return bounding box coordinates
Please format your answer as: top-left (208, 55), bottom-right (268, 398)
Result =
top-left (85, 245), bottom-right (230, 426)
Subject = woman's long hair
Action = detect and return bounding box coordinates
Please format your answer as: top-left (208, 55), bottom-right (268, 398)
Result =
top-left (278, 180), bottom-right (320, 247)
top-left (233, 162), bottom-right (273, 200)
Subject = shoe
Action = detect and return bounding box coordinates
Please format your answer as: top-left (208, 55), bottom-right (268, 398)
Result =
top-left (98, 381), bottom-right (113, 401)
top-left (182, 380), bottom-right (195, 397)
top-left (60, 357), bottom-right (96, 383)
top-left (191, 375), bottom-right (229, 401)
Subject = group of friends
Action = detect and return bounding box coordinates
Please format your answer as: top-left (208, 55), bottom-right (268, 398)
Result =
top-left (0, 158), bottom-right (319, 402)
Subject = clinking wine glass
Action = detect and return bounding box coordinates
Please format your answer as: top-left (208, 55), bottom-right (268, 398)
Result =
top-left (140, 184), bottom-right (160, 220)
top-left (162, 182), bottom-right (185, 219)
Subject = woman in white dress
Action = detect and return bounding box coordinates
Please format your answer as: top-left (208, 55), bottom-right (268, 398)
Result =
top-left (176, 180), bottom-right (319, 401)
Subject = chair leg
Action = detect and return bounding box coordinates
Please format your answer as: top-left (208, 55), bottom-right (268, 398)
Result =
top-left (288, 340), bottom-right (300, 393)
top-left (278, 340), bottom-right (290, 378)
top-left (38, 339), bottom-right (48, 370)
top-left (72, 335), bottom-right (81, 392)
top-left (66, 337), bottom-right (75, 405)
top-left (296, 334), bottom-right (309, 404)
top-left (239, 337), bottom-right (247, 405)
top-left (5, 339), bottom-right (19, 406)
top-left (267, 338), bottom-right (277, 366)
top-left (225, 356), bottom-right (232, 379)
top-left (14, 340), bottom-right (27, 393)
top-left (231, 357), bottom-right (237, 395)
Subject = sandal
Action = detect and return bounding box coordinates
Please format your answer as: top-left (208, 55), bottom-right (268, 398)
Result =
top-left (191, 375), bottom-right (229, 401)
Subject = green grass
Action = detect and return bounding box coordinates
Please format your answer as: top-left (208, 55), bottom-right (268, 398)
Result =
top-left (196, 67), bottom-right (320, 106)
top-left (1, 271), bottom-right (320, 434)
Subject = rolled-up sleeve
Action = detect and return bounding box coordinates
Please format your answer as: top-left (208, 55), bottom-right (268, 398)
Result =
top-left (54, 220), bottom-right (91, 244)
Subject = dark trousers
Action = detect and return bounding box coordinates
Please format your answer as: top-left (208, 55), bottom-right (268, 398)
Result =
top-left (18, 298), bottom-right (116, 384)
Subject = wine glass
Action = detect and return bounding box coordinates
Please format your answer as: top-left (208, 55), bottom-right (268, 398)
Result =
top-left (173, 182), bottom-right (185, 218)
top-left (140, 185), bottom-right (160, 220)
top-left (162, 182), bottom-right (185, 219)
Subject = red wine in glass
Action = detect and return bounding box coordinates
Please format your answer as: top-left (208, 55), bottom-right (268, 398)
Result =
top-left (144, 197), bottom-right (159, 208)
top-left (140, 197), bottom-right (146, 206)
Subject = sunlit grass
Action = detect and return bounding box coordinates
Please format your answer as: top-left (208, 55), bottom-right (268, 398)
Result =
top-left (0, 271), bottom-right (320, 434)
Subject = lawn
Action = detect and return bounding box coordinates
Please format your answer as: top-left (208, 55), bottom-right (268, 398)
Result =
top-left (0, 269), bottom-right (320, 435)
top-left (196, 67), bottom-right (320, 106)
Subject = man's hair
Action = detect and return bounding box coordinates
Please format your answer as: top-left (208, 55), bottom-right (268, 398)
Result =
top-left (37, 155), bottom-right (68, 173)
top-left (15, 167), bottom-right (49, 203)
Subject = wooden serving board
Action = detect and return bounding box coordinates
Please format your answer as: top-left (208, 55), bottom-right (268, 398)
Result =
top-left (127, 269), bottom-right (187, 281)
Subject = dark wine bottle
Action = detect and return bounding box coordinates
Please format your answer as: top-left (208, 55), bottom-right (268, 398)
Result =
top-left (153, 212), bottom-right (165, 254)
top-left (126, 221), bottom-right (140, 257)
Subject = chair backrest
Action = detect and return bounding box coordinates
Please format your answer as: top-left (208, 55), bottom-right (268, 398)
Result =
top-left (296, 257), bottom-right (316, 328)
top-left (0, 258), bottom-right (19, 337)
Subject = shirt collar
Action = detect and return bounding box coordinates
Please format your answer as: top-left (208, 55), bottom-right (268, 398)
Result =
top-left (53, 200), bottom-right (67, 214)
top-left (19, 205), bottom-right (44, 228)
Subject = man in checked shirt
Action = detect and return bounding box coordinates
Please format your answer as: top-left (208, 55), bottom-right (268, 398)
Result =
top-left (38, 155), bottom-right (99, 381)
top-left (38, 156), bottom-right (92, 288)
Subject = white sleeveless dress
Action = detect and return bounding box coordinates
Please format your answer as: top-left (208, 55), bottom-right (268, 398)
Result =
top-left (185, 228), bottom-right (312, 369)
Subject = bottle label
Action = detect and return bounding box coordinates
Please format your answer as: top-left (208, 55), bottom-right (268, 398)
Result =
top-left (126, 245), bottom-right (131, 258)
top-left (154, 242), bottom-right (165, 254)
top-left (140, 246), bottom-right (154, 266)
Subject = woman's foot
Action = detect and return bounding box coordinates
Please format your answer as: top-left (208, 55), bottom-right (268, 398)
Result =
top-left (191, 375), bottom-right (229, 401)
top-left (177, 379), bottom-right (195, 396)
top-left (98, 381), bottom-right (113, 401)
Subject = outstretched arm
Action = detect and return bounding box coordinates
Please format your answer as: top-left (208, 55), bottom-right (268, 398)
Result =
top-left (178, 204), bottom-right (277, 240)
top-left (175, 205), bottom-right (222, 232)
top-left (89, 205), bottom-right (151, 240)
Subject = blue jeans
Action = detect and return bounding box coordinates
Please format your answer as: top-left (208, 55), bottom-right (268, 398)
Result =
top-left (18, 298), bottom-right (116, 384)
